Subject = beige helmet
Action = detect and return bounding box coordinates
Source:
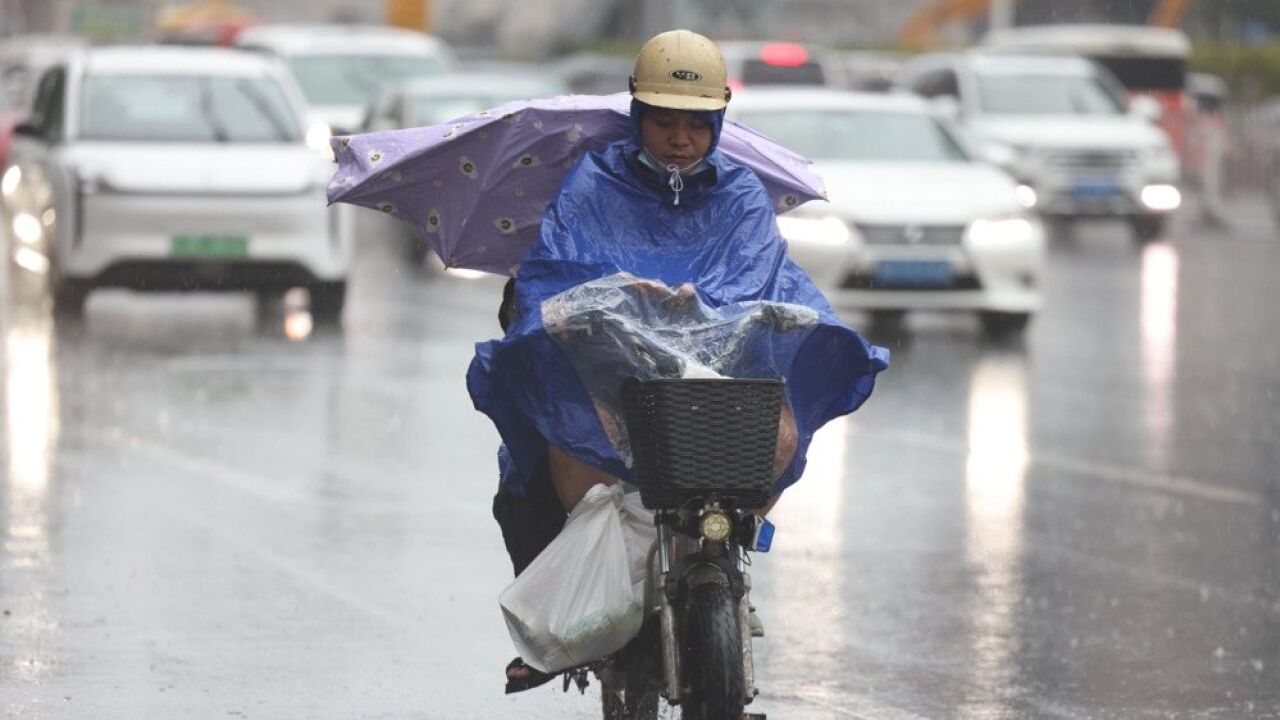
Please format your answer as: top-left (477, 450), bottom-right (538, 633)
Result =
top-left (630, 29), bottom-right (730, 111)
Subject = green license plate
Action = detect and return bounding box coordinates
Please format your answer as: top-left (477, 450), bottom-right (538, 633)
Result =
top-left (171, 234), bottom-right (249, 258)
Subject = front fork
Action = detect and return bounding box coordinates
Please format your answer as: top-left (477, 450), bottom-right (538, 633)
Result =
top-left (653, 516), bottom-right (758, 705)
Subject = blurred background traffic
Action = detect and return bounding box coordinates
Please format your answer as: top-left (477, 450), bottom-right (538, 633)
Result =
top-left (1, 0), bottom-right (1278, 331)
top-left (2, 2), bottom-right (1279, 718)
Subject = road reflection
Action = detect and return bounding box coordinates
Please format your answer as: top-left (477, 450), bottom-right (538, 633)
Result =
top-left (5, 314), bottom-right (58, 496)
top-left (1140, 243), bottom-right (1179, 469)
top-left (962, 350), bottom-right (1029, 717)
top-left (767, 415), bottom-right (850, 671)
top-left (2, 305), bottom-right (59, 683)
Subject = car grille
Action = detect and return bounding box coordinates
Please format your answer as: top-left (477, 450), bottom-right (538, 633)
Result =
top-left (857, 224), bottom-right (967, 246)
top-left (1045, 149), bottom-right (1138, 172)
top-left (841, 271), bottom-right (981, 291)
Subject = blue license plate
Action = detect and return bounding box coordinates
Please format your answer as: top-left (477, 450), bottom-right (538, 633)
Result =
top-left (1071, 178), bottom-right (1122, 199)
top-left (874, 260), bottom-right (953, 287)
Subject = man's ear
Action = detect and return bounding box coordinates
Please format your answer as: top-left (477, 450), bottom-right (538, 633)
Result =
top-left (629, 75), bottom-right (637, 94)
top-left (725, 86), bottom-right (732, 102)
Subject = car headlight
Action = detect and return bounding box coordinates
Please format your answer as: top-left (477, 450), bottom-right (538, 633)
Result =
top-left (1140, 184), bottom-right (1181, 211)
top-left (307, 122), bottom-right (334, 160)
top-left (1015, 184), bottom-right (1037, 209)
top-left (968, 216), bottom-right (1034, 246)
top-left (12, 212), bottom-right (43, 245)
top-left (776, 215), bottom-right (850, 246)
top-left (1, 165), bottom-right (21, 196)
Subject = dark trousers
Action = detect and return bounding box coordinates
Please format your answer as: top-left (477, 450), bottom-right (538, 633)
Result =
top-left (491, 455), bottom-right (567, 577)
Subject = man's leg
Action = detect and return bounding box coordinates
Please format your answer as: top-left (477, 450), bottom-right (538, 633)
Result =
top-left (547, 444), bottom-right (618, 511)
top-left (491, 455), bottom-right (567, 578)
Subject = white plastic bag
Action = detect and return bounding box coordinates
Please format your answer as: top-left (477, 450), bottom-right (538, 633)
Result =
top-left (500, 484), bottom-right (656, 674)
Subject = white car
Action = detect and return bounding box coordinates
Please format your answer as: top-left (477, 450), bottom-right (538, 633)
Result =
top-left (899, 52), bottom-right (1181, 243)
top-left (362, 72), bottom-right (570, 266)
top-left (234, 24), bottom-right (455, 145)
top-left (730, 89), bottom-right (1045, 337)
top-left (1, 45), bottom-right (351, 319)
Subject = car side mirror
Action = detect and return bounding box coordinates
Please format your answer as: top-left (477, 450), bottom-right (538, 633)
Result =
top-left (1128, 95), bottom-right (1162, 124)
top-left (12, 121), bottom-right (44, 140)
top-left (929, 95), bottom-right (961, 121)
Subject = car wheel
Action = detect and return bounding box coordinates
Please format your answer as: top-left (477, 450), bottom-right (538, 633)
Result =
top-left (979, 311), bottom-right (1030, 340)
top-left (1045, 216), bottom-right (1074, 242)
top-left (1130, 215), bottom-right (1166, 244)
top-left (309, 281), bottom-right (346, 324)
top-left (52, 278), bottom-right (89, 319)
top-left (869, 309), bottom-right (906, 334)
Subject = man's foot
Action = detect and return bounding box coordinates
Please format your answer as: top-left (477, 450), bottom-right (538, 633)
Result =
top-left (505, 657), bottom-right (558, 694)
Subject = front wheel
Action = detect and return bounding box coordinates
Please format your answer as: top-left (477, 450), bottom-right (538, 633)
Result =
top-left (602, 619), bottom-right (661, 720)
top-left (979, 311), bottom-right (1030, 340)
top-left (309, 281), bottom-right (346, 324)
top-left (52, 278), bottom-right (89, 320)
top-left (681, 583), bottom-right (745, 720)
top-left (1130, 215), bottom-right (1167, 244)
top-left (602, 686), bottom-right (659, 720)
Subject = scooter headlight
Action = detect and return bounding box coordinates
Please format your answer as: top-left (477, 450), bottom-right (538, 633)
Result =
top-left (699, 510), bottom-right (733, 542)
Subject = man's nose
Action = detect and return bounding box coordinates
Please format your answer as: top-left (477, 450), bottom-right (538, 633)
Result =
top-left (670, 127), bottom-right (691, 148)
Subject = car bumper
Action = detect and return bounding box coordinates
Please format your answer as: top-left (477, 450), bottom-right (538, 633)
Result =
top-left (61, 191), bottom-right (351, 284)
top-left (786, 219), bottom-right (1045, 314)
top-left (1015, 164), bottom-right (1180, 218)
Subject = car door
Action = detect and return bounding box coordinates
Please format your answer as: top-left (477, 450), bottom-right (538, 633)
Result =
top-left (7, 63), bottom-right (76, 271)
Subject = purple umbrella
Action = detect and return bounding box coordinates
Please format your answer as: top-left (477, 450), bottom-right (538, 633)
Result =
top-left (327, 92), bottom-right (826, 276)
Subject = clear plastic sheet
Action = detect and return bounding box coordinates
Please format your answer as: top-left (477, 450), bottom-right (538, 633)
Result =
top-left (541, 273), bottom-right (818, 466)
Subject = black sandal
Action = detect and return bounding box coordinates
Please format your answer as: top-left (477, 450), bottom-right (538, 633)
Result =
top-left (504, 657), bottom-right (558, 694)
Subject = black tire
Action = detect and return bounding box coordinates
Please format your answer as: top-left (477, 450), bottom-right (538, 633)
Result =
top-left (979, 311), bottom-right (1030, 340)
top-left (1130, 215), bottom-right (1166, 244)
top-left (1045, 216), bottom-right (1074, 242)
top-left (868, 309), bottom-right (905, 334)
top-left (602, 686), bottom-right (659, 720)
top-left (309, 281), bottom-right (346, 323)
top-left (52, 278), bottom-right (89, 319)
top-left (601, 619), bottom-right (661, 720)
top-left (681, 583), bottom-right (744, 720)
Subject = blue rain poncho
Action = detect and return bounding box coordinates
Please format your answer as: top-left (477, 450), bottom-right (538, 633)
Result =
top-left (468, 110), bottom-right (889, 495)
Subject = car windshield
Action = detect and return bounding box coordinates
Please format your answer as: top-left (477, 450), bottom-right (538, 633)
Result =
top-left (290, 54), bottom-right (447, 106)
top-left (977, 73), bottom-right (1124, 115)
top-left (80, 74), bottom-right (301, 143)
top-left (735, 108), bottom-right (969, 162)
top-left (408, 87), bottom-right (560, 126)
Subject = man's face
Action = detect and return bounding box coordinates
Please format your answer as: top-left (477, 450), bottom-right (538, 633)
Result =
top-left (640, 109), bottom-right (712, 168)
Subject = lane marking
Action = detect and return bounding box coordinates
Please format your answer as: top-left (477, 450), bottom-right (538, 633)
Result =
top-left (79, 429), bottom-right (493, 522)
top-left (767, 688), bottom-right (928, 719)
top-left (854, 425), bottom-right (1264, 507)
top-left (165, 502), bottom-right (415, 631)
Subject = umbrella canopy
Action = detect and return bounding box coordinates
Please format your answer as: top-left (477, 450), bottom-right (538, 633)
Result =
top-left (327, 92), bottom-right (826, 276)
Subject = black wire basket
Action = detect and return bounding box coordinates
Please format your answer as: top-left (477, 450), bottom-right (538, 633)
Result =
top-left (621, 378), bottom-right (783, 509)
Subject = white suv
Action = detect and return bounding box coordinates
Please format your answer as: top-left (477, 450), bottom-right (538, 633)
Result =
top-left (2, 46), bottom-right (351, 319)
top-left (900, 52), bottom-right (1181, 243)
top-left (234, 24), bottom-right (455, 143)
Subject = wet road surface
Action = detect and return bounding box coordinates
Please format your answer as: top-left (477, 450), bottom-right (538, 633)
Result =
top-left (2, 200), bottom-right (1278, 718)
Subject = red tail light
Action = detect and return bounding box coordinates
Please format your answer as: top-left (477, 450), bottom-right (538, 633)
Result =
top-left (759, 43), bottom-right (809, 67)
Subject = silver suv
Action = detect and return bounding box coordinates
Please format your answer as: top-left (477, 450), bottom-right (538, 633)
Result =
top-left (900, 52), bottom-right (1181, 243)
